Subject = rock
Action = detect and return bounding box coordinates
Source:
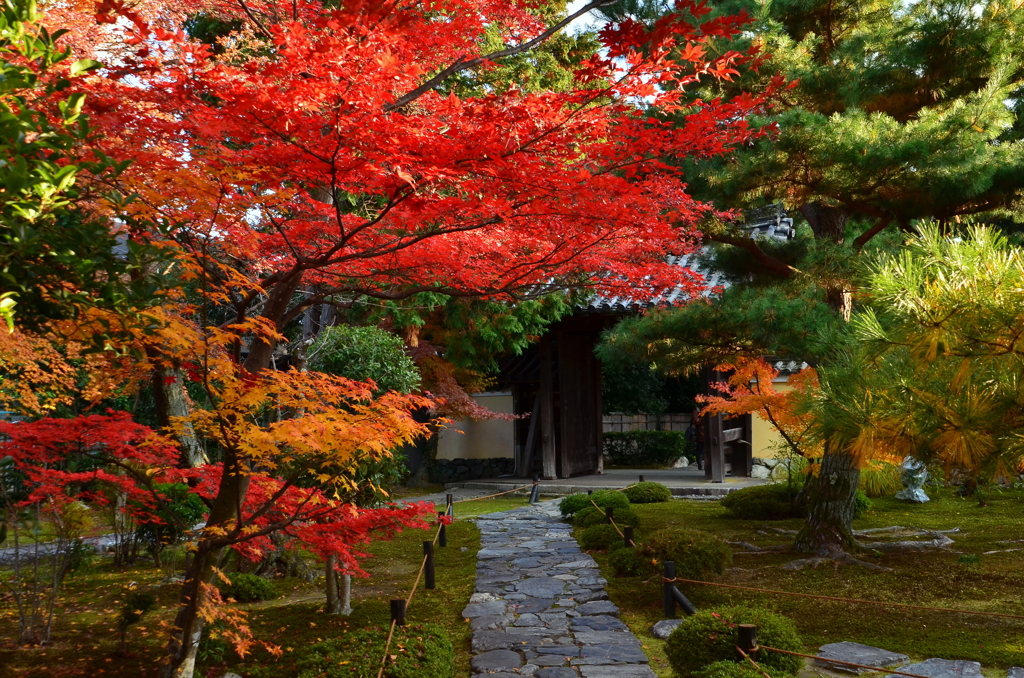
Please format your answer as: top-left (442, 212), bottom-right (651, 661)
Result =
top-left (580, 666), bottom-right (657, 678)
top-left (463, 601), bottom-right (508, 618)
top-left (650, 619), bottom-right (684, 640)
top-left (750, 465), bottom-right (771, 479)
top-left (518, 577), bottom-right (568, 598)
top-left (222, 674), bottom-right (243, 678)
top-left (520, 665), bottom-right (540, 676)
top-left (816, 642), bottom-right (910, 673)
top-left (472, 630), bottom-right (519, 653)
top-left (574, 590), bottom-right (609, 604)
top-left (515, 613), bottom-right (545, 627)
top-left (672, 456), bottom-right (689, 468)
top-left (471, 614), bottom-right (512, 631)
top-left (471, 592), bottom-right (502, 603)
top-left (555, 558), bottom-right (598, 569)
top-left (1009, 669), bottom-right (1024, 678)
top-left (576, 600), bottom-right (620, 617)
top-left (471, 649), bottom-right (524, 673)
top-left (536, 669), bottom-right (581, 678)
top-left (571, 615), bottom-right (627, 632)
top-left (887, 659), bottom-right (982, 678)
top-left (513, 598), bottom-right (555, 614)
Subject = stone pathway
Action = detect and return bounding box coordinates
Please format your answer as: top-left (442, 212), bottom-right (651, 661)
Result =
top-left (463, 499), bottom-right (655, 678)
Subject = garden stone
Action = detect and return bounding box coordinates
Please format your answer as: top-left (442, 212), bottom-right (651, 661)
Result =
top-left (536, 669), bottom-right (581, 678)
top-left (750, 465), bottom-right (771, 479)
top-left (574, 590), bottom-right (609, 604)
top-left (576, 600), bottom-right (619, 617)
top-left (571, 615), bottom-right (628, 632)
top-left (513, 598), bottom-right (555, 614)
top-left (650, 619), bottom-right (684, 639)
top-left (473, 674), bottom-right (520, 678)
top-left (1009, 669), bottom-right (1024, 678)
top-left (471, 649), bottom-right (524, 673)
top-left (887, 660), bottom-right (982, 678)
top-left (895, 455), bottom-right (930, 503)
top-left (472, 630), bottom-right (519, 653)
top-left (471, 592), bottom-right (502, 603)
top-left (816, 642), bottom-right (910, 673)
top-left (471, 614), bottom-right (512, 631)
top-left (518, 577), bottom-right (568, 598)
top-left (515, 613), bottom-right (544, 627)
top-left (580, 666), bottom-right (658, 678)
top-left (464, 601), bottom-right (508, 617)
top-left (222, 674), bottom-right (243, 678)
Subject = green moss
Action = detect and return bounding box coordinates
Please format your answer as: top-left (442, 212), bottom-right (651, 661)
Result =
top-left (640, 528), bottom-right (732, 580)
top-left (721, 483), bottom-right (803, 520)
top-left (665, 606), bottom-right (803, 676)
top-left (623, 481), bottom-right (673, 504)
top-left (560, 490), bottom-right (631, 518)
top-left (579, 524), bottom-right (625, 551)
top-left (694, 659), bottom-right (789, 678)
top-left (608, 546), bottom-right (648, 577)
top-left (575, 505), bottom-right (641, 528)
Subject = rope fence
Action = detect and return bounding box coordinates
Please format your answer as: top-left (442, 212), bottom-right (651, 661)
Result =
top-left (374, 477), bottom-right (543, 677)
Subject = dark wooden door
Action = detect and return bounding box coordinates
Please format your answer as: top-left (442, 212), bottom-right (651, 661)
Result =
top-left (558, 332), bottom-right (602, 477)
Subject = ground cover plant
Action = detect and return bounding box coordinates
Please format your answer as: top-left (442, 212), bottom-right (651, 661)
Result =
top-left (583, 492), bottom-right (1024, 677)
top-left (0, 494), bottom-right (517, 677)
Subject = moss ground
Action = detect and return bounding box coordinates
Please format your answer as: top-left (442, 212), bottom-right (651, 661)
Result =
top-left (0, 495), bottom-right (528, 678)
top-left (581, 490), bottom-right (1024, 677)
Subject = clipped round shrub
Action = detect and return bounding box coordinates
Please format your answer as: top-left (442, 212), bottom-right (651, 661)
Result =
top-left (559, 490), bottom-right (630, 518)
top-left (695, 660), bottom-right (787, 678)
top-left (665, 605), bottom-right (803, 677)
top-left (720, 483), bottom-right (803, 520)
top-left (623, 481), bottom-right (672, 504)
top-left (293, 622), bottom-right (454, 678)
top-left (854, 490), bottom-right (872, 519)
top-left (218, 572), bottom-right (277, 602)
top-left (574, 505), bottom-right (641, 528)
top-left (640, 528), bottom-right (731, 580)
top-left (579, 524), bottom-right (624, 551)
top-left (608, 546), bottom-right (648, 577)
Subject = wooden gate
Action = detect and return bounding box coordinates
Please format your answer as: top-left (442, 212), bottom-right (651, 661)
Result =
top-left (557, 332), bottom-right (602, 477)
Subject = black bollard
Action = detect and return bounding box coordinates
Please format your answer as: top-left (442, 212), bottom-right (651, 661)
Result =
top-left (423, 541), bottom-right (435, 590)
top-left (606, 506), bottom-right (615, 524)
top-left (672, 586), bottom-right (697, 616)
top-left (623, 526), bottom-right (634, 548)
top-left (663, 561), bottom-right (676, 618)
top-left (737, 624), bottom-right (758, 658)
top-left (587, 490), bottom-right (593, 495)
top-left (390, 599), bottom-right (407, 626)
top-left (438, 512), bottom-right (447, 548)
top-left (446, 494), bottom-right (453, 517)
top-left (639, 474), bottom-right (645, 483)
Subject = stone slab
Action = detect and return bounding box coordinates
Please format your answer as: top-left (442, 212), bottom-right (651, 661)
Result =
top-left (535, 669), bottom-right (581, 678)
top-left (513, 598), bottom-right (556, 614)
top-left (816, 642), bottom-right (910, 673)
top-left (576, 600), bottom-right (620, 617)
top-left (518, 577), bottom-right (568, 598)
top-left (1009, 669), bottom-right (1024, 678)
top-left (571, 615), bottom-right (628, 632)
top-left (471, 649), bottom-right (524, 673)
top-left (579, 666), bottom-right (658, 678)
top-left (651, 619), bottom-right (684, 640)
top-left (463, 601), bottom-right (508, 618)
top-left (887, 660), bottom-right (982, 678)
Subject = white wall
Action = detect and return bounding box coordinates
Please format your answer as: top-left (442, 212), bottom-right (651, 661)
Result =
top-left (436, 392), bottom-right (515, 460)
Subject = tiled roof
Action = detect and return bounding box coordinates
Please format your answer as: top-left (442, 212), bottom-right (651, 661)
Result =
top-left (586, 206), bottom-right (794, 312)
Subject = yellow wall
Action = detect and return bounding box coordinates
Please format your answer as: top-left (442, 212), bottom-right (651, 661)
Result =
top-left (752, 382), bottom-right (793, 458)
top-left (436, 392), bottom-right (516, 460)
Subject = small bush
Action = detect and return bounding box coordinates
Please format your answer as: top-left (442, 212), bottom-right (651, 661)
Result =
top-left (604, 430), bottom-right (688, 467)
top-left (579, 524), bottom-right (624, 551)
top-left (559, 490), bottom-right (630, 518)
top-left (291, 623), bottom-right (454, 678)
top-left (721, 484), bottom-right (803, 520)
top-left (854, 490), bottom-right (872, 519)
top-left (623, 481), bottom-right (672, 504)
top-left (574, 505), bottom-right (641, 528)
top-left (695, 660), bottom-right (788, 678)
top-left (608, 546), bottom-right (648, 577)
top-left (218, 572), bottom-right (277, 602)
top-left (640, 528), bottom-right (731, 580)
top-left (665, 605), bottom-right (803, 677)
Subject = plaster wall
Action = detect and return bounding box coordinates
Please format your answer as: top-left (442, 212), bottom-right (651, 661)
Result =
top-left (436, 392), bottom-right (516, 460)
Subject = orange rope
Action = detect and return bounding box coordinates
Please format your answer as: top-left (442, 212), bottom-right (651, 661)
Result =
top-left (375, 619), bottom-right (398, 678)
top-left (451, 484), bottom-right (534, 503)
top-left (667, 577), bottom-right (1024, 621)
top-left (758, 644), bottom-right (934, 678)
top-left (588, 498), bottom-right (625, 538)
top-left (736, 646), bottom-right (773, 678)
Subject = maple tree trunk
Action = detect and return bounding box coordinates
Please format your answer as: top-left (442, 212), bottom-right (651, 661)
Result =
top-left (325, 555), bottom-right (340, 614)
top-left (152, 366), bottom-right (205, 468)
top-left (159, 545), bottom-right (210, 678)
top-left (793, 443), bottom-right (860, 554)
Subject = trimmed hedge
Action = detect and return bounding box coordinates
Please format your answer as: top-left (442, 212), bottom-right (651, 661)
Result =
top-left (288, 623), bottom-right (454, 678)
top-left (604, 430), bottom-right (687, 467)
top-left (608, 546), bottom-right (648, 577)
top-left (623, 481), bottom-right (672, 504)
top-left (665, 605), bottom-right (803, 677)
top-left (639, 528), bottom-right (731, 580)
top-left (695, 660), bottom-right (788, 678)
top-left (559, 490), bottom-right (630, 518)
top-left (218, 572), bottom-right (277, 602)
top-left (579, 524), bottom-right (624, 551)
top-left (574, 505), bottom-right (641, 528)
top-left (721, 483), bottom-right (803, 520)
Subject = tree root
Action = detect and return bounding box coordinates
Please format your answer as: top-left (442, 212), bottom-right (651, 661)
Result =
top-left (782, 553), bottom-right (892, 572)
top-left (859, 531), bottom-right (955, 552)
top-left (727, 541), bottom-right (790, 553)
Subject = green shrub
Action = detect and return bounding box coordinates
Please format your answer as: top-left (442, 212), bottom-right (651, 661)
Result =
top-left (695, 660), bottom-right (789, 678)
top-left (640, 528), bottom-right (731, 580)
top-left (604, 430), bottom-right (688, 467)
top-left (579, 524), bottom-right (624, 551)
top-left (309, 325), bottom-right (420, 396)
top-left (574, 505), bottom-right (641, 528)
top-left (854, 490), bottom-right (872, 519)
top-left (720, 483), bottom-right (803, 520)
top-left (291, 623), bottom-right (454, 678)
top-left (665, 605), bottom-right (803, 677)
top-left (559, 490), bottom-right (630, 518)
top-left (218, 572), bottom-right (277, 602)
top-left (608, 546), bottom-right (648, 577)
top-left (623, 481), bottom-right (672, 504)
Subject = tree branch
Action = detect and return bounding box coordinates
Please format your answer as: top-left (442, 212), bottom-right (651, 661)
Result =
top-left (852, 215), bottom-right (891, 252)
top-left (704, 230), bottom-right (796, 278)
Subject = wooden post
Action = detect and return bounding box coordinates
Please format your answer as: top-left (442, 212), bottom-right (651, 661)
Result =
top-left (706, 412), bottom-right (726, 483)
top-left (438, 512), bottom-right (447, 548)
top-left (737, 624), bottom-right (758, 658)
top-left (623, 526), bottom-right (634, 547)
top-left (539, 335), bottom-right (557, 480)
top-left (639, 474), bottom-right (645, 483)
top-left (663, 561), bottom-right (676, 618)
top-left (520, 391), bottom-right (541, 477)
top-left (390, 599), bottom-right (406, 626)
top-left (529, 476), bottom-right (540, 504)
top-left (423, 541), bottom-right (435, 590)
top-left (672, 586), bottom-right (697, 616)
top-left (606, 506), bottom-right (614, 524)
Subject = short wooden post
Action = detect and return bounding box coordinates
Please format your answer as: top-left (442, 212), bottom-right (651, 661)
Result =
top-left (390, 599), bottom-right (406, 626)
top-left (737, 624), bottom-right (758, 658)
top-left (588, 490), bottom-right (593, 495)
top-left (423, 541), bottom-right (435, 590)
top-left (672, 586), bottom-right (697, 616)
top-left (639, 474), bottom-right (645, 483)
top-left (446, 494), bottom-right (453, 517)
top-left (438, 512), bottom-right (447, 548)
top-left (606, 506), bottom-right (614, 524)
top-left (623, 526), bottom-right (634, 548)
top-left (663, 561), bottom-right (676, 618)
top-left (529, 475), bottom-right (540, 504)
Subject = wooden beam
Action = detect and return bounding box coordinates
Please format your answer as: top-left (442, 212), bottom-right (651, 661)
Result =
top-left (539, 335), bottom-right (557, 480)
top-left (520, 391), bottom-right (541, 478)
top-left (705, 412), bottom-right (726, 483)
top-left (722, 427), bottom-right (744, 443)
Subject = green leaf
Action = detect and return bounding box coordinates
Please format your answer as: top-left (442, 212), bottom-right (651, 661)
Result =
top-left (69, 59), bottom-right (101, 77)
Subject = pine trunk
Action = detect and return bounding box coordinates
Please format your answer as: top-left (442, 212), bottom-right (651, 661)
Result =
top-left (793, 444), bottom-right (860, 554)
